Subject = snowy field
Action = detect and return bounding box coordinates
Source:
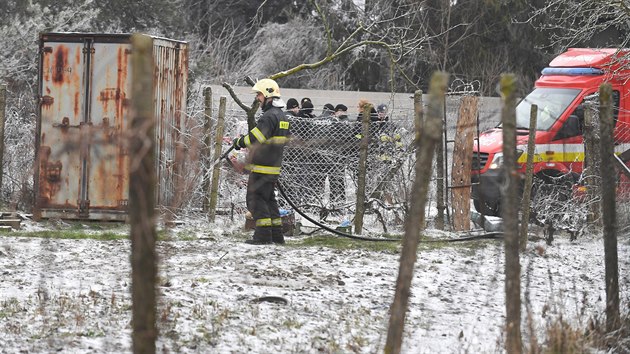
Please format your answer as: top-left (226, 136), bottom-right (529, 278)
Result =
top-left (0, 218), bottom-right (629, 353)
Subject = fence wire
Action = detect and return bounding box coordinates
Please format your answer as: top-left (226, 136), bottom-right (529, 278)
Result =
top-left (211, 110), bottom-right (418, 235)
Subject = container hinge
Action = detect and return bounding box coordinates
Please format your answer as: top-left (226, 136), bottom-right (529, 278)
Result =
top-left (53, 117), bottom-right (81, 129)
top-left (41, 95), bottom-right (54, 105)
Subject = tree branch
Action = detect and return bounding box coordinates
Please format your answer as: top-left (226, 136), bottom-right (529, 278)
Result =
top-left (221, 82), bottom-right (251, 112)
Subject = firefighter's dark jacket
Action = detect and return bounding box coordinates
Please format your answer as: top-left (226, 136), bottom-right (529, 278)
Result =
top-left (235, 100), bottom-right (289, 175)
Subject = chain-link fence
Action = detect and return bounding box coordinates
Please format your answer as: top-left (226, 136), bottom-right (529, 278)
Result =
top-left (197, 87), bottom-right (501, 236)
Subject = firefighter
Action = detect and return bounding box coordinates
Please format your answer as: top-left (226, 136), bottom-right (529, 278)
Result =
top-left (233, 78), bottom-right (290, 245)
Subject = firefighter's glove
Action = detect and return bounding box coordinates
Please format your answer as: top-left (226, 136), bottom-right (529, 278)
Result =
top-left (232, 137), bottom-right (241, 150)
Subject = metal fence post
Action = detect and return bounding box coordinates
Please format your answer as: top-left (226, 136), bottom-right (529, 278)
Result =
top-left (208, 96), bottom-right (226, 222)
top-left (202, 87), bottom-right (213, 212)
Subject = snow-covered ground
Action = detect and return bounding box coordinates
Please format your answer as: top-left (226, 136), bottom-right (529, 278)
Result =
top-left (0, 218), bottom-right (628, 353)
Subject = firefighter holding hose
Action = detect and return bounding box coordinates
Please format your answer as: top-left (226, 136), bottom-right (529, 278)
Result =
top-left (233, 78), bottom-right (290, 244)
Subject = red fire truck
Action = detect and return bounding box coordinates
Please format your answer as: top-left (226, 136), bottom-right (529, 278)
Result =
top-left (472, 48), bottom-right (630, 216)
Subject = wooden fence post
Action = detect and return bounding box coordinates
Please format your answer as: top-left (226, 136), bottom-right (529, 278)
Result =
top-left (451, 96), bottom-right (477, 231)
top-left (583, 105), bottom-right (601, 225)
top-left (129, 33), bottom-right (157, 354)
top-left (354, 103), bottom-right (372, 235)
top-left (0, 84), bottom-right (6, 209)
top-left (385, 77), bottom-right (445, 354)
top-left (202, 87), bottom-right (213, 212)
top-left (599, 83), bottom-right (620, 332)
top-left (500, 74), bottom-right (522, 354)
top-left (208, 96), bottom-right (226, 222)
top-left (519, 104), bottom-right (537, 251)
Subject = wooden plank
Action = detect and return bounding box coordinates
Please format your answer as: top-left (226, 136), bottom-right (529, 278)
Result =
top-left (451, 96), bottom-right (478, 231)
top-left (0, 219), bottom-right (21, 230)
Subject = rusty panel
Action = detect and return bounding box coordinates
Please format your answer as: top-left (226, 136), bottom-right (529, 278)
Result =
top-left (36, 33), bottom-right (188, 221)
top-left (152, 39), bottom-right (188, 206)
top-left (37, 41), bottom-right (85, 212)
top-left (87, 42), bottom-right (131, 210)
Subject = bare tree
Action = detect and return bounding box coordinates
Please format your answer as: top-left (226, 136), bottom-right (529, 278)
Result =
top-left (527, 0), bottom-right (630, 50)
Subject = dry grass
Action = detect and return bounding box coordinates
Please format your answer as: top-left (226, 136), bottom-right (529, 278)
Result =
top-left (528, 312), bottom-right (630, 353)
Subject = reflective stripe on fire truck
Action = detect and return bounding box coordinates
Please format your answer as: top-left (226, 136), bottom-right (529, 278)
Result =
top-left (515, 143), bottom-right (630, 164)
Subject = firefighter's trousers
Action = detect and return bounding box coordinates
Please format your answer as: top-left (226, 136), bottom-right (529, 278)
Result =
top-left (246, 172), bottom-right (282, 240)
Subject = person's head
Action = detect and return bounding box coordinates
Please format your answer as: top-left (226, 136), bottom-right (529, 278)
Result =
top-left (300, 97), bottom-right (312, 107)
top-left (377, 103), bottom-right (388, 120)
top-left (301, 100), bottom-right (314, 116)
top-left (251, 78), bottom-right (280, 105)
top-left (323, 103), bottom-right (335, 115)
top-left (357, 98), bottom-right (372, 112)
top-left (334, 104), bottom-right (348, 116)
top-left (286, 98), bottom-right (299, 114)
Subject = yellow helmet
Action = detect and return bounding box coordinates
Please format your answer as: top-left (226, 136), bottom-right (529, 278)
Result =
top-left (252, 78), bottom-right (280, 98)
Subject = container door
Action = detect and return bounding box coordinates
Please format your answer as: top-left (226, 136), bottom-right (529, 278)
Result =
top-left (37, 41), bottom-right (86, 213)
top-left (87, 42), bottom-right (131, 212)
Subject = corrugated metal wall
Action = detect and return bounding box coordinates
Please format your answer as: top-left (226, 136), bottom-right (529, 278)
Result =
top-left (34, 33), bottom-right (188, 221)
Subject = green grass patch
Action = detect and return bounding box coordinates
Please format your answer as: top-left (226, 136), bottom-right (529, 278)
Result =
top-left (65, 221), bottom-right (125, 231)
top-left (289, 235), bottom-right (401, 253)
top-left (0, 229), bottom-right (128, 240)
top-left (159, 229), bottom-right (197, 241)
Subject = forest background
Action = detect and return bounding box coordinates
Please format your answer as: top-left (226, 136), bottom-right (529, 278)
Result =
top-left (0, 0), bottom-right (628, 209)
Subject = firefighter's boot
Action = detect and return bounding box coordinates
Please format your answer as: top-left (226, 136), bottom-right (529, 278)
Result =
top-left (271, 226), bottom-right (285, 244)
top-left (245, 227), bottom-right (272, 245)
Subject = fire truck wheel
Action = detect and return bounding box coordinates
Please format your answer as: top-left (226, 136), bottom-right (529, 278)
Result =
top-left (473, 199), bottom-right (500, 216)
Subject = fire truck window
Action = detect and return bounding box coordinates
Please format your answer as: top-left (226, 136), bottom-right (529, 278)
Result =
top-left (554, 90), bottom-right (620, 141)
top-left (553, 112), bottom-right (582, 140)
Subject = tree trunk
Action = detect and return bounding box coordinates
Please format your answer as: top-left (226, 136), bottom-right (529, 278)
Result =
top-left (208, 97), bottom-right (227, 222)
top-left (451, 96), bottom-right (477, 231)
top-left (519, 105), bottom-right (537, 251)
top-left (599, 83), bottom-right (620, 332)
top-left (354, 103), bottom-right (372, 235)
top-left (385, 76), bottom-right (446, 354)
top-left (129, 34), bottom-right (157, 354)
top-left (501, 74), bottom-right (522, 354)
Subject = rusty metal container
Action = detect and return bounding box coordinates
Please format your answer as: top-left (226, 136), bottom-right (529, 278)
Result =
top-left (34, 33), bottom-right (188, 221)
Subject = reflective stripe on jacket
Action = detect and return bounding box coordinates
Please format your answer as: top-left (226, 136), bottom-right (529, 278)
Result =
top-left (235, 101), bottom-right (290, 175)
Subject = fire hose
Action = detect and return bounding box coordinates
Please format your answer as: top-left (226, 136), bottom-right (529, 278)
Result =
top-left (215, 146), bottom-right (503, 242)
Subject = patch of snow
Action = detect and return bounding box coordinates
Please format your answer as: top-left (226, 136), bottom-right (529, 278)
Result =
top-left (0, 220), bottom-right (628, 353)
